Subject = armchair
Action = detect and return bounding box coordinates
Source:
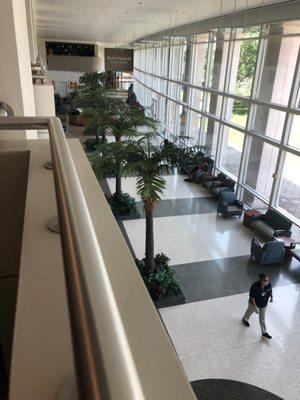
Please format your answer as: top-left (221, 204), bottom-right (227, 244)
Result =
top-left (211, 177), bottom-right (235, 198)
top-left (250, 239), bottom-right (285, 265)
top-left (218, 191), bottom-right (244, 218)
top-left (203, 172), bottom-right (227, 190)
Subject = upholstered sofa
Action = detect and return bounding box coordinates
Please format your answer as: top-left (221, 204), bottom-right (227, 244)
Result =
top-left (251, 209), bottom-right (292, 240)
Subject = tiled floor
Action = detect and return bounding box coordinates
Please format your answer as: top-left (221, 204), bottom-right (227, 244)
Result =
top-left (159, 285), bottom-right (300, 400)
top-left (107, 174), bottom-right (210, 200)
top-left (116, 174), bottom-right (300, 400)
top-left (123, 213), bottom-right (257, 264)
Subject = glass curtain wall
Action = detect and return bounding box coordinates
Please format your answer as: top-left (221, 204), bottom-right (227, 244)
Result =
top-left (133, 20), bottom-right (300, 227)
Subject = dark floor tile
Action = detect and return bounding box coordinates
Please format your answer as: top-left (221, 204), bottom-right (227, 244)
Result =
top-left (136, 197), bottom-right (217, 218)
top-left (173, 255), bottom-right (300, 304)
top-left (191, 379), bottom-right (284, 400)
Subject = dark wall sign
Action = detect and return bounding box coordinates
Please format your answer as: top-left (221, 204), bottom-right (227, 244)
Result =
top-left (104, 48), bottom-right (133, 72)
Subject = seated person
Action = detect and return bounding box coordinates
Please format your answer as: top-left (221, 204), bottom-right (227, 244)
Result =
top-left (185, 162), bottom-right (208, 182)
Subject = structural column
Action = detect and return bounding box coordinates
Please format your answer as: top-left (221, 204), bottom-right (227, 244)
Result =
top-left (0, 0), bottom-right (36, 138)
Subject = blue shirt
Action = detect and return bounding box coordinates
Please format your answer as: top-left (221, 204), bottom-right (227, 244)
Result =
top-left (249, 281), bottom-right (272, 308)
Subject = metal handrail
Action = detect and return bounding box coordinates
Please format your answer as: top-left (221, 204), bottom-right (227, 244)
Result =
top-left (0, 116), bottom-right (145, 399)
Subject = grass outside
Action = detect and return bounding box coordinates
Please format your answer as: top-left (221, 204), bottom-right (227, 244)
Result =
top-left (227, 113), bottom-right (247, 151)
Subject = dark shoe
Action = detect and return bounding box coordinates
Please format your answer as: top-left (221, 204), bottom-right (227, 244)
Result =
top-left (262, 333), bottom-right (272, 339)
top-left (242, 318), bottom-right (250, 327)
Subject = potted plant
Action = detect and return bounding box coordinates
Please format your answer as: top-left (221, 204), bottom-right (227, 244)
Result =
top-left (136, 253), bottom-right (182, 307)
top-left (160, 136), bottom-right (210, 173)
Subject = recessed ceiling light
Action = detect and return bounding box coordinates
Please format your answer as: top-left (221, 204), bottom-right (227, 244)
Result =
top-left (138, 2), bottom-right (145, 5)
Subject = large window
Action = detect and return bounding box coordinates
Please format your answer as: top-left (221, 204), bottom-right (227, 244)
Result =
top-left (229, 37), bottom-right (259, 97)
top-left (189, 111), bottom-right (201, 144)
top-left (190, 88), bottom-right (204, 109)
top-left (289, 115), bottom-right (300, 149)
top-left (277, 153), bottom-right (300, 220)
top-left (191, 39), bottom-right (208, 87)
top-left (178, 106), bottom-right (188, 136)
top-left (208, 39), bottom-right (229, 90)
top-left (134, 18), bottom-right (300, 226)
top-left (220, 127), bottom-right (244, 177)
top-left (244, 138), bottom-right (278, 199)
top-left (202, 117), bottom-right (219, 156)
top-left (224, 98), bottom-right (249, 128)
top-left (257, 31), bottom-right (300, 105)
top-left (250, 105), bottom-right (285, 141)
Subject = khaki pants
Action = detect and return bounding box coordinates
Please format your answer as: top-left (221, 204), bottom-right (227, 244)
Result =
top-left (243, 302), bottom-right (267, 334)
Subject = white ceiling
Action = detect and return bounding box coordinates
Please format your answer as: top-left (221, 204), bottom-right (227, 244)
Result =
top-left (34, 0), bottom-right (286, 45)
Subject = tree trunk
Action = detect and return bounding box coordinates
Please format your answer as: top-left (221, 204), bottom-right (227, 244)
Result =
top-left (115, 134), bottom-right (122, 201)
top-left (95, 125), bottom-right (99, 142)
top-left (144, 200), bottom-right (155, 276)
top-left (115, 172), bottom-right (122, 202)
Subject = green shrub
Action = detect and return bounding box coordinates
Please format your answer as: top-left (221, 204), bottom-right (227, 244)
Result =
top-left (83, 122), bottom-right (97, 137)
top-left (136, 253), bottom-right (181, 300)
top-left (84, 138), bottom-right (98, 152)
top-left (106, 193), bottom-right (137, 216)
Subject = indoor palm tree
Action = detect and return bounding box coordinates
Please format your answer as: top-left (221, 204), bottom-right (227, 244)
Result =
top-left (125, 136), bottom-right (181, 300)
top-left (92, 132), bottom-right (182, 298)
top-left (106, 101), bottom-right (156, 201)
top-left (73, 71), bottom-right (114, 142)
top-left (91, 139), bottom-right (139, 215)
top-left (126, 137), bottom-right (169, 274)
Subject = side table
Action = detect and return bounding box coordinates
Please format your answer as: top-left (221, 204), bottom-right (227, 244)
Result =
top-left (243, 209), bottom-right (262, 228)
top-left (274, 237), bottom-right (300, 258)
top-left (274, 236), bottom-right (298, 249)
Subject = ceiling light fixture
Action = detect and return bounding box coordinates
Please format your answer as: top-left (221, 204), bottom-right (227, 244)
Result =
top-left (138, 2), bottom-right (145, 5)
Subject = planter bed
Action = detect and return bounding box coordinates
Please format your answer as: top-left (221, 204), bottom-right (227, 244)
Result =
top-left (154, 288), bottom-right (185, 309)
top-left (115, 211), bottom-right (141, 221)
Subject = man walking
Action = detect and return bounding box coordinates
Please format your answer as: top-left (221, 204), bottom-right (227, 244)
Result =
top-left (242, 273), bottom-right (273, 339)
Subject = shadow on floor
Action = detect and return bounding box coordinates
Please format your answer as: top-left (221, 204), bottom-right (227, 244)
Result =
top-left (191, 379), bottom-right (284, 400)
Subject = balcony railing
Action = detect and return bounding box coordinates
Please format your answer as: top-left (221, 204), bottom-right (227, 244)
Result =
top-left (0, 116), bottom-right (196, 400)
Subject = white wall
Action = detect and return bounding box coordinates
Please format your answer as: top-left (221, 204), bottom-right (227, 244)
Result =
top-left (33, 85), bottom-right (55, 116)
top-left (0, 0), bottom-right (35, 116)
top-left (0, 0), bottom-right (37, 138)
top-left (49, 70), bottom-right (85, 96)
top-left (37, 38), bottom-right (105, 96)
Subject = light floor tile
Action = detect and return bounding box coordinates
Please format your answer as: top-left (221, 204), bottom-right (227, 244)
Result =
top-left (107, 175), bottom-right (210, 200)
top-left (123, 213), bottom-right (254, 264)
top-left (181, 353), bottom-right (230, 382)
top-left (160, 284), bottom-right (300, 400)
